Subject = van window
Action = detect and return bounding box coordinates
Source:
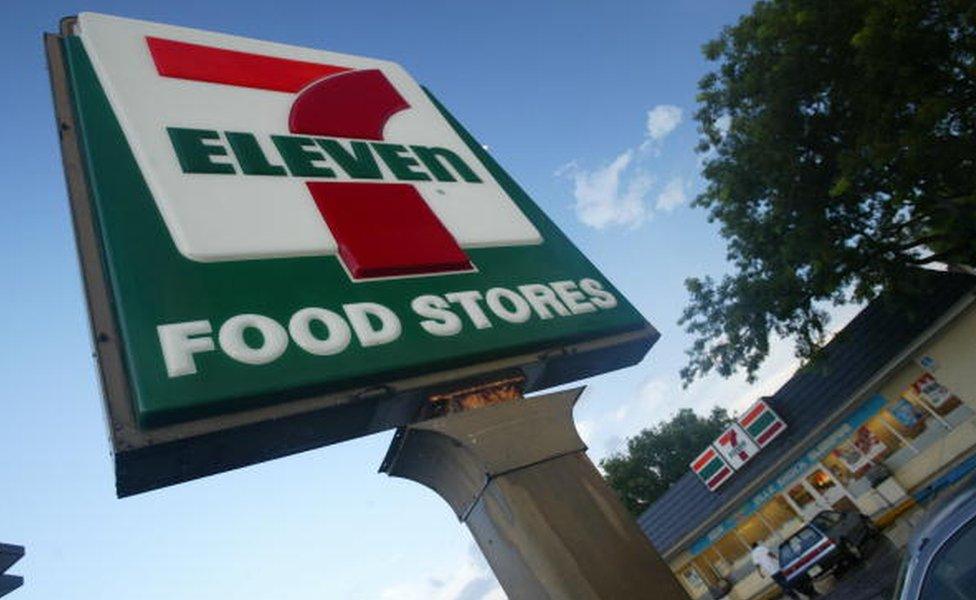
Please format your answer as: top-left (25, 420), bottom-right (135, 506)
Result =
top-left (811, 511), bottom-right (843, 530)
top-left (780, 527), bottom-right (822, 565)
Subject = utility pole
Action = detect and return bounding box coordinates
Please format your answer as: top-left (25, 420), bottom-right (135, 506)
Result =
top-left (381, 386), bottom-right (689, 600)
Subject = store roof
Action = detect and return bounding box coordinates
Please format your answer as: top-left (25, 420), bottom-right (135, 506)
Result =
top-left (637, 269), bottom-right (976, 556)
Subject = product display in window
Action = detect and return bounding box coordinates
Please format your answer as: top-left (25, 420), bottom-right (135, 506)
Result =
top-left (887, 398), bottom-right (928, 437)
top-left (911, 373), bottom-right (962, 415)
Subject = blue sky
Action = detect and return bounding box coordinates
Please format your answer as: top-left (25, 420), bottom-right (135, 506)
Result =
top-left (0, 1), bottom-right (862, 598)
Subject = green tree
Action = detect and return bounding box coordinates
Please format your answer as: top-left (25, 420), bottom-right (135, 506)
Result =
top-left (683, 0), bottom-right (976, 386)
top-left (601, 407), bottom-right (733, 515)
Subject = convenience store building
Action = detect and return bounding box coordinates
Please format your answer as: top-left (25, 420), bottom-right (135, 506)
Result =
top-left (639, 270), bottom-right (976, 599)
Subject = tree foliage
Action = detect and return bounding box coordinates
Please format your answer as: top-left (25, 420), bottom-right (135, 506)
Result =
top-left (683, 0), bottom-right (976, 386)
top-left (601, 407), bottom-right (733, 516)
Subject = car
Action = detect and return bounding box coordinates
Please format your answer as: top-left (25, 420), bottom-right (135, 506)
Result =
top-left (891, 476), bottom-right (976, 600)
top-left (778, 509), bottom-right (877, 584)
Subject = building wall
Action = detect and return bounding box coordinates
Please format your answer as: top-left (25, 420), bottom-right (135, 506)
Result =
top-left (879, 302), bottom-right (976, 408)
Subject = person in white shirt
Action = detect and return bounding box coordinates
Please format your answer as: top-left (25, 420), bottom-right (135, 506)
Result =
top-left (750, 542), bottom-right (818, 598)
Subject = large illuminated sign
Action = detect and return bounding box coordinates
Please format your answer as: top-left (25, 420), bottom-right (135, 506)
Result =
top-left (48, 13), bottom-right (657, 495)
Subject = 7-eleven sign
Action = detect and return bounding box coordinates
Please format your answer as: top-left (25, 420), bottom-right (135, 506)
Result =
top-left (54, 13), bottom-right (656, 495)
top-left (714, 423), bottom-right (760, 471)
top-left (79, 13), bottom-right (540, 279)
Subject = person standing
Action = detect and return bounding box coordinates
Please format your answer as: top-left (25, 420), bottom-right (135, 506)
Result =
top-left (750, 542), bottom-right (818, 598)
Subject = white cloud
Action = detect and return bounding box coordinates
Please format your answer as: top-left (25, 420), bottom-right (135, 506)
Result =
top-left (552, 159), bottom-right (578, 178)
top-left (655, 177), bottom-right (688, 212)
top-left (583, 376), bottom-right (673, 457)
top-left (379, 545), bottom-right (503, 600)
top-left (565, 150), bottom-right (652, 230)
top-left (645, 105), bottom-right (683, 142)
top-left (576, 418), bottom-right (597, 448)
top-left (636, 377), bottom-right (670, 416)
top-left (683, 334), bottom-right (799, 419)
top-left (558, 104), bottom-right (689, 229)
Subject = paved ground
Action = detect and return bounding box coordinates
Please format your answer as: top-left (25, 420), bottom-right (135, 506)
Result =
top-left (815, 537), bottom-right (902, 600)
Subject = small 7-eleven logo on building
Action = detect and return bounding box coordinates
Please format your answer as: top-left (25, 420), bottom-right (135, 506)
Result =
top-left (691, 407), bottom-right (784, 492)
top-left (79, 13), bottom-right (541, 280)
top-left (714, 423), bottom-right (760, 471)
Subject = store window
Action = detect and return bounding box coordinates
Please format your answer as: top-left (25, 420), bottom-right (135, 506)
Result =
top-left (738, 514), bottom-right (772, 546)
top-left (759, 496), bottom-right (800, 533)
top-left (806, 469), bottom-right (836, 495)
top-left (690, 554), bottom-right (728, 598)
top-left (822, 453), bottom-right (852, 488)
top-left (787, 482), bottom-right (816, 510)
top-left (823, 414), bottom-right (912, 513)
top-left (885, 397), bottom-right (928, 439)
top-left (807, 467), bottom-right (858, 512)
top-left (713, 530), bottom-right (749, 567)
top-left (831, 422), bottom-right (894, 480)
top-left (911, 373), bottom-right (963, 416)
top-left (701, 547), bottom-right (729, 577)
top-left (681, 566), bottom-right (707, 592)
top-left (880, 372), bottom-right (974, 469)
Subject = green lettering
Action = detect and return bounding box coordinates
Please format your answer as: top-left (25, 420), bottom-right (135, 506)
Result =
top-left (371, 143), bottom-right (430, 181)
top-left (167, 127), bottom-right (234, 174)
top-left (271, 135), bottom-right (336, 178)
top-left (411, 146), bottom-right (482, 183)
top-left (316, 139), bottom-right (382, 180)
top-left (225, 132), bottom-right (286, 176)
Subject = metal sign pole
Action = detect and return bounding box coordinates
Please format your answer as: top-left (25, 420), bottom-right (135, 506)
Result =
top-left (380, 387), bottom-right (689, 599)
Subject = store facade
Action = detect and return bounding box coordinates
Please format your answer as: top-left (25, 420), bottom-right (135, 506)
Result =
top-left (638, 271), bottom-right (976, 600)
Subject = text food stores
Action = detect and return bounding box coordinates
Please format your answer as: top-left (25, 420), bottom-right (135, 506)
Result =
top-left (640, 270), bottom-right (976, 600)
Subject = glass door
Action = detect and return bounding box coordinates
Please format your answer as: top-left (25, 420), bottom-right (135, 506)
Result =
top-left (785, 480), bottom-right (823, 521)
top-left (785, 465), bottom-right (857, 521)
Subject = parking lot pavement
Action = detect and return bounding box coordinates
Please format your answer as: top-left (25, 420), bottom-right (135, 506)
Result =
top-left (817, 537), bottom-right (902, 600)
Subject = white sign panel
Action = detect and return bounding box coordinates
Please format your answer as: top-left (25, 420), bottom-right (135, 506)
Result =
top-left (77, 13), bottom-right (541, 266)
